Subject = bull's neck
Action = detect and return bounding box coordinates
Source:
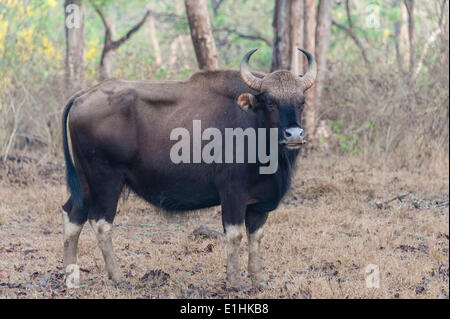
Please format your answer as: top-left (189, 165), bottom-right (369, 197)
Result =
top-left (256, 110), bottom-right (300, 201)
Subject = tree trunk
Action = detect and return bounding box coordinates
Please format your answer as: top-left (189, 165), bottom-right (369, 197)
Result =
top-left (64, 0), bottom-right (85, 93)
top-left (271, 0), bottom-right (303, 73)
top-left (185, 0), bottom-right (219, 70)
top-left (99, 14), bottom-right (117, 80)
top-left (100, 49), bottom-right (116, 80)
top-left (393, 19), bottom-right (405, 73)
top-left (314, 0), bottom-right (332, 113)
top-left (303, 0), bottom-right (316, 73)
top-left (147, 14), bottom-right (162, 68)
top-left (169, 36), bottom-right (190, 70)
top-left (290, 0), bottom-right (303, 75)
top-left (404, 0), bottom-right (415, 74)
top-left (303, 0), bottom-right (317, 138)
top-left (399, 3), bottom-right (410, 70)
top-left (93, 5), bottom-right (150, 80)
top-left (169, 2), bottom-right (190, 70)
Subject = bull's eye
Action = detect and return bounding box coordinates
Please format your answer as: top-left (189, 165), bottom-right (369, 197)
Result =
top-left (298, 99), bottom-right (306, 111)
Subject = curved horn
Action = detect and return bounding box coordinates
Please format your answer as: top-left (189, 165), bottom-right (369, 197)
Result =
top-left (240, 49), bottom-right (263, 92)
top-left (298, 48), bottom-right (317, 91)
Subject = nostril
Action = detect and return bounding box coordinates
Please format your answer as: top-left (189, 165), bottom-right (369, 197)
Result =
top-left (285, 130), bottom-right (292, 138)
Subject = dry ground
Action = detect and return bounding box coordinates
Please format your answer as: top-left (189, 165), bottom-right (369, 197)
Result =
top-left (0, 152), bottom-right (448, 299)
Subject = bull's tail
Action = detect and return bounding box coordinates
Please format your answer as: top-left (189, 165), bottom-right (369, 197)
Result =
top-left (62, 93), bottom-right (83, 209)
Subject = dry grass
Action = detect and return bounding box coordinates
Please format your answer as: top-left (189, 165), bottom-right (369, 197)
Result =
top-left (0, 152), bottom-right (448, 299)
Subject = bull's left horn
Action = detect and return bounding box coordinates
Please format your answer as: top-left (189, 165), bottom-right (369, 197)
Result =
top-left (240, 49), bottom-right (263, 92)
top-left (297, 48), bottom-right (317, 91)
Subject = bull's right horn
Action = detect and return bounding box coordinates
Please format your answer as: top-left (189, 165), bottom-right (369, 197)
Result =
top-left (240, 49), bottom-right (263, 92)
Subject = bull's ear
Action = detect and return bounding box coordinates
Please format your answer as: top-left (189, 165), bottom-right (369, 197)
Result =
top-left (237, 93), bottom-right (258, 113)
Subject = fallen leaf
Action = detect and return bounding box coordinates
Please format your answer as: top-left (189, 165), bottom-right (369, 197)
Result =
top-left (21, 248), bottom-right (37, 255)
top-left (190, 225), bottom-right (223, 239)
top-left (14, 264), bottom-right (25, 272)
top-left (0, 270), bottom-right (8, 279)
top-left (141, 269), bottom-right (170, 288)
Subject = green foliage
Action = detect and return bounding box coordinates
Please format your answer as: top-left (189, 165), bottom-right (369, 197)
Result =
top-left (0, 0), bottom-right (447, 162)
top-left (330, 121), bottom-right (360, 154)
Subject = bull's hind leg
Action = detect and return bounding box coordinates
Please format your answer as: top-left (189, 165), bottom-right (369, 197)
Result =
top-left (245, 208), bottom-right (269, 288)
top-left (87, 173), bottom-right (124, 284)
top-left (62, 197), bottom-right (88, 288)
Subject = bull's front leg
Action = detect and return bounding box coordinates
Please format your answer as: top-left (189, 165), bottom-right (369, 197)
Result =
top-left (220, 187), bottom-right (247, 288)
top-left (245, 209), bottom-right (269, 289)
top-left (224, 224), bottom-right (245, 286)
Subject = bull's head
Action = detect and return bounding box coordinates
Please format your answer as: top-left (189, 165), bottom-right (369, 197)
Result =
top-left (237, 48), bottom-right (317, 150)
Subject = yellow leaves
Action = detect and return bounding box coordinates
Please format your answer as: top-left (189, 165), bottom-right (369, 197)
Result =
top-left (0, 4), bottom-right (61, 65)
top-left (0, 17), bottom-right (8, 57)
top-left (343, 42), bottom-right (350, 52)
top-left (0, 1), bottom-right (33, 17)
top-left (0, 0), bottom-right (62, 74)
top-left (86, 39), bottom-right (100, 79)
top-left (18, 26), bottom-right (34, 43)
top-left (383, 29), bottom-right (390, 39)
top-left (86, 39), bottom-right (99, 62)
top-left (115, 67), bottom-right (124, 78)
top-left (0, 67), bottom-right (14, 91)
top-left (18, 4), bottom-right (33, 18)
top-left (86, 48), bottom-right (98, 61)
top-left (1, 74), bottom-right (13, 90)
top-left (38, 35), bottom-right (59, 61)
top-left (47, 0), bottom-right (58, 8)
top-left (16, 26), bottom-right (34, 61)
top-left (4, 0), bottom-right (19, 9)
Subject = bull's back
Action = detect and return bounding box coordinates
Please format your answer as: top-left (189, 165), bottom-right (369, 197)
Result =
top-left (67, 74), bottom-right (257, 211)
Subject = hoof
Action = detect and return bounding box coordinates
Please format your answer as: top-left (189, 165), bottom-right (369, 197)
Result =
top-left (226, 274), bottom-right (241, 290)
top-left (65, 264), bottom-right (81, 289)
top-left (108, 272), bottom-right (123, 285)
top-left (250, 276), bottom-right (268, 290)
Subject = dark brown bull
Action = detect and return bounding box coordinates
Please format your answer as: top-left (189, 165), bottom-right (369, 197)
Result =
top-left (61, 49), bottom-right (317, 288)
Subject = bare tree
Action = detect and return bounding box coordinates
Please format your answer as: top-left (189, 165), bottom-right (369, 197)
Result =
top-left (303, 0), bottom-right (317, 138)
top-left (404, 0), bottom-right (415, 74)
top-left (185, 0), bottom-right (219, 70)
top-left (393, 13), bottom-right (406, 73)
top-left (271, 0), bottom-right (303, 73)
top-left (214, 26), bottom-right (273, 46)
top-left (413, 0), bottom-right (447, 79)
top-left (271, 0), bottom-right (326, 142)
top-left (90, 1), bottom-right (149, 80)
top-left (64, 0), bottom-right (86, 92)
top-left (147, 13), bottom-right (162, 68)
top-left (169, 2), bottom-right (190, 71)
top-left (210, 0), bottom-right (225, 16)
top-left (331, 19), bottom-right (371, 71)
top-left (314, 0), bottom-right (333, 115)
top-left (303, 0), bottom-right (316, 73)
top-left (331, 0), bottom-right (371, 71)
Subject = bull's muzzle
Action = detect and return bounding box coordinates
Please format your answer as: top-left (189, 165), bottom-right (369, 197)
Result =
top-left (280, 127), bottom-right (306, 149)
